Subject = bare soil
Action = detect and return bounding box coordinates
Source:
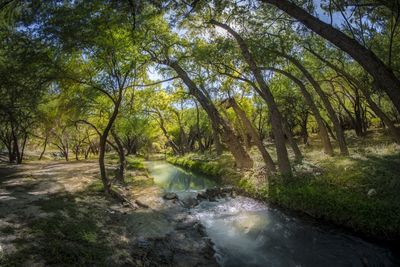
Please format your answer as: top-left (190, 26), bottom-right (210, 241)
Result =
top-left (0, 160), bottom-right (217, 267)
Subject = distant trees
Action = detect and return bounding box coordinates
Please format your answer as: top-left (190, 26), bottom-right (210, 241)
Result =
top-left (0, 29), bottom-right (54, 163)
top-left (1, 0), bottom-right (399, 181)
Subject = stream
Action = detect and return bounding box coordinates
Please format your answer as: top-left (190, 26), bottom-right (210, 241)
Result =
top-left (145, 160), bottom-right (399, 267)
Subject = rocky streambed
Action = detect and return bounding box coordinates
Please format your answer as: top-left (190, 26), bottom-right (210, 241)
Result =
top-left (145, 160), bottom-right (400, 267)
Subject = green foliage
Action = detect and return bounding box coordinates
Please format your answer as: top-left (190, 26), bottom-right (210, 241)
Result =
top-left (167, 156), bottom-right (223, 177)
top-left (126, 156), bottom-right (145, 170)
top-left (249, 152), bottom-right (400, 239)
top-left (268, 179), bottom-right (400, 239)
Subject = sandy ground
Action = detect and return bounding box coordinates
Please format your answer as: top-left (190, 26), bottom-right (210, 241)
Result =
top-left (0, 160), bottom-right (217, 266)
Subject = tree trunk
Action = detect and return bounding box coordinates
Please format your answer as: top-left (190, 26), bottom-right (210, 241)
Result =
top-left (156, 110), bottom-right (182, 155)
top-left (99, 94), bottom-right (123, 194)
top-left (309, 49), bottom-right (400, 144)
top-left (212, 123), bottom-right (223, 155)
top-left (39, 134), bottom-right (48, 160)
top-left (268, 67), bottom-right (334, 156)
top-left (300, 112), bottom-right (309, 145)
top-left (11, 125), bottom-right (21, 164)
top-left (165, 60), bottom-right (253, 169)
top-left (282, 120), bottom-right (303, 161)
top-left (211, 20), bottom-right (291, 176)
top-left (75, 145), bottom-right (80, 160)
top-left (64, 141), bottom-right (69, 161)
top-left (260, 0), bottom-right (400, 114)
top-left (111, 130), bottom-right (126, 183)
top-left (98, 136), bottom-right (110, 193)
top-left (18, 133), bottom-right (27, 164)
top-left (226, 98), bottom-right (276, 173)
top-left (275, 52), bottom-right (349, 155)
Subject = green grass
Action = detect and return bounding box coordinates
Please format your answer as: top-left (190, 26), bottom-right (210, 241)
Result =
top-left (166, 153), bottom-right (237, 181)
top-left (167, 146), bottom-right (400, 240)
top-left (262, 152), bottom-right (400, 239)
top-left (126, 156), bottom-right (145, 170)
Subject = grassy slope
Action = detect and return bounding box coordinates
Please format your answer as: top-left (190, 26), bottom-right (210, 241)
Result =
top-left (166, 132), bottom-right (400, 240)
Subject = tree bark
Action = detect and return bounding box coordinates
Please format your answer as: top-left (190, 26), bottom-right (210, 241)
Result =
top-left (111, 129), bottom-right (126, 183)
top-left (260, 0), bottom-right (400, 114)
top-left (282, 120), bottom-right (303, 161)
top-left (308, 49), bottom-right (400, 144)
top-left (155, 109), bottom-right (182, 155)
top-left (212, 123), bottom-right (223, 155)
top-left (99, 96), bottom-right (122, 194)
top-left (268, 67), bottom-right (334, 156)
top-left (211, 20), bottom-right (291, 176)
top-left (18, 133), bottom-right (27, 164)
top-left (165, 60), bottom-right (253, 169)
top-left (39, 134), bottom-right (48, 160)
top-left (226, 98), bottom-right (276, 173)
top-left (274, 52), bottom-right (349, 155)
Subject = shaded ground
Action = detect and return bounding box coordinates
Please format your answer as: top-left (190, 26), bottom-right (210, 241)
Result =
top-left (0, 160), bottom-right (216, 266)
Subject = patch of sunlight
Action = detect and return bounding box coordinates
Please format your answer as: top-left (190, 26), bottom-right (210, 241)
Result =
top-left (231, 213), bottom-right (270, 234)
top-left (82, 231), bottom-right (98, 243)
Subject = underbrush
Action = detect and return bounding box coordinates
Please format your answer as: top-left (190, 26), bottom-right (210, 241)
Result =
top-left (166, 153), bottom-right (239, 182)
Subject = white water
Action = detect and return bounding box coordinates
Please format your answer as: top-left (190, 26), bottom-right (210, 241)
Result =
top-left (146, 160), bottom-right (399, 267)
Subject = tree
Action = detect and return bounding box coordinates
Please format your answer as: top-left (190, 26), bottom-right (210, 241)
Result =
top-left (259, 0), bottom-right (400, 114)
top-left (211, 19), bottom-right (293, 176)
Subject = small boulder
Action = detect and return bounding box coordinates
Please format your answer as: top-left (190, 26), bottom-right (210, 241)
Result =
top-left (163, 192), bottom-right (178, 200)
top-left (196, 191), bottom-right (208, 200)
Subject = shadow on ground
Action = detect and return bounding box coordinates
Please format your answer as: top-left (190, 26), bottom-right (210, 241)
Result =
top-left (0, 161), bottom-right (216, 267)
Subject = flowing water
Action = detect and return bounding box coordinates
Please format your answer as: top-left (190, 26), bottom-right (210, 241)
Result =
top-left (146, 160), bottom-right (399, 267)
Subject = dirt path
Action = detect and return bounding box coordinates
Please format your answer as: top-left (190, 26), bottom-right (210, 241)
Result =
top-left (0, 160), bottom-right (216, 267)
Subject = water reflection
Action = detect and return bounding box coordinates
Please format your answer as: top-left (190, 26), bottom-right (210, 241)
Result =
top-left (193, 197), bottom-right (399, 267)
top-left (145, 161), bottom-right (216, 192)
top-left (146, 161), bottom-right (399, 267)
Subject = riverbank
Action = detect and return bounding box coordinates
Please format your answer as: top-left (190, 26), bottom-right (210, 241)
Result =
top-left (166, 143), bottom-right (400, 241)
top-left (0, 159), bottom-right (217, 266)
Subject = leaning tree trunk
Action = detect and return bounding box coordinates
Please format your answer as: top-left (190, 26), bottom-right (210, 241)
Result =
top-left (111, 130), bottom-right (126, 183)
top-left (156, 110), bottom-right (182, 155)
top-left (275, 52), bottom-right (349, 155)
top-left (165, 60), bottom-right (253, 169)
top-left (211, 20), bottom-right (291, 176)
top-left (99, 95), bottom-right (122, 194)
top-left (308, 49), bottom-right (400, 144)
top-left (39, 134), bottom-right (48, 160)
top-left (260, 0), bottom-right (400, 114)
top-left (226, 98), bottom-right (276, 173)
top-left (282, 121), bottom-right (303, 161)
top-left (268, 67), bottom-right (334, 156)
top-left (212, 123), bottom-right (223, 155)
